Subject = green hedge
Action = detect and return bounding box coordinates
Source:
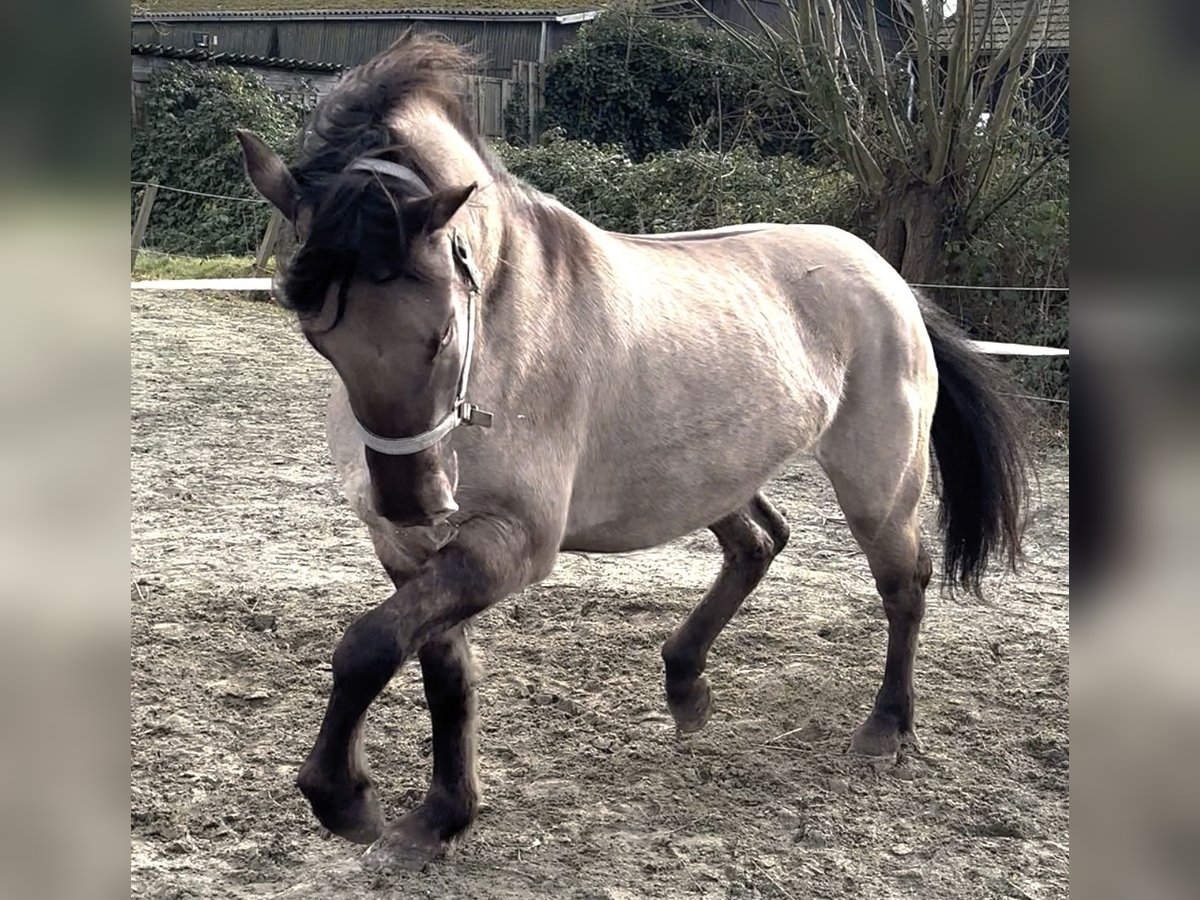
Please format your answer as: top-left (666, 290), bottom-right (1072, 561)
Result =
top-left (540, 6), bottom-right (810, 159)
top-left (496, 131), bottom-right (866, 235)
top-left (132, 64), bottom-right (303, 256)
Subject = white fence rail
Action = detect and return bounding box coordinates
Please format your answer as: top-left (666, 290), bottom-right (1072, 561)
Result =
top-left (129, 278), bottom-right (1069, 359)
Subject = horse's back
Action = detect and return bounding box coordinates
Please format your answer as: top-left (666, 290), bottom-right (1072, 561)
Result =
top-left (607, 221), bottom-right (928, 395)
top-left (629, 221), bottom-right (932, 390)
top-left (614, 221), bottom-right (918, 323)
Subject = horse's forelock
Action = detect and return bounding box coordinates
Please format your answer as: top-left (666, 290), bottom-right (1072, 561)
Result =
top-left (279, 32), bottom-right (487, 317)
top-left (278, 169), bottom-right (425, 317)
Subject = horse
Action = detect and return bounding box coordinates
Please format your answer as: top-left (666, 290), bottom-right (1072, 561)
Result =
top-left (236, 34), bottom-right (1028, 870)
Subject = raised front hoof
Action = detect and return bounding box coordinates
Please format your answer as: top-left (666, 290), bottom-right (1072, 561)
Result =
top-left (296, 767), bottom-right (386, 845)
top-left (361, 815), bottom-right (449, 874)
top-left (667, 676), bottom-right (714, 734)
top-left (848, 715), bottom-right (919, 759)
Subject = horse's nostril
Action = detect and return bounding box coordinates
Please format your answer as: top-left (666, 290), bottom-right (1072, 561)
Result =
top-left (423, 507), bottom-right (458, 526)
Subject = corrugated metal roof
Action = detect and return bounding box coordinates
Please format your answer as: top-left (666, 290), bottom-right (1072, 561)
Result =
top-left (131, 41), bottom-right (345, 71)
top-left (135, 0), bottom-right (594, 9)
top-left (955, 0), bottom-right (1069, 53)
top-left (132, 4), bottom-right (602, 22)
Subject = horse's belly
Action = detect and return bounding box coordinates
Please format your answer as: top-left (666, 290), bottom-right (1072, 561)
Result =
top-left (561, 399), bottom-right (823, 552)
top-left (561, 456), bottom-right (794, 551)
top-left (561, 492), bottom-right (755, 552)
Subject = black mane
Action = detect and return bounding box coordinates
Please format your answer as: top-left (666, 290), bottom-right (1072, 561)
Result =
top-left (278, 32), bottom-right (498, 317)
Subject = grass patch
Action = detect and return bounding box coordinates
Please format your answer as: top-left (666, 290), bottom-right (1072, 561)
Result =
top-left (132, 253), bottom-right (267, 280)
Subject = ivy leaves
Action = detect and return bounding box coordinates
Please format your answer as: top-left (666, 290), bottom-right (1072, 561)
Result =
top-left (132, 64), bottom-right (304, 255)
top-left (541, 9), bottom-right (788, 160)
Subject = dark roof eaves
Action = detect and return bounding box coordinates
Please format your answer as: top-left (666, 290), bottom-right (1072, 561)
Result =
top-left (131, 42), bottom-right (346, 72)
top-left (130, 7), bottom-right (601, 24)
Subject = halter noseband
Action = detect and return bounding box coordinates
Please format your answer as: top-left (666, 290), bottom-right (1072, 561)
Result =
top-left (344, 157), bottom-right (494, 456)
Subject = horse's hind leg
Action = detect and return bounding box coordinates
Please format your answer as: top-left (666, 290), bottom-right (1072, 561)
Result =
top-left (662, 493), bottom-right (789, 732)
top-left (815, 384), bottom-right (934, 758)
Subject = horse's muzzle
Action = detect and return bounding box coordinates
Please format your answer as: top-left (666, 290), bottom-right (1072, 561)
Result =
top-left (379, 502), bottom-right (458, 529)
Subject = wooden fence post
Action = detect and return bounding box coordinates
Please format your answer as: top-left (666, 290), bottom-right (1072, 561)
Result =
top-left (254, 209), bottom-right (285, 273)
top-left (536, 62), bottom-right (545, 141)
top-left (466, 76), bottom-right (481, 134)
top-left (526, 61), bottom-right (536, 144)
top-left (130, 183), bottom-right (158, 271)
top-left (501, 77), bottom-right (514, 134)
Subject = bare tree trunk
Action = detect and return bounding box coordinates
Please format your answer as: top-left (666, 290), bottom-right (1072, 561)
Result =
top-left (874, 179), bottom-right (955, 284)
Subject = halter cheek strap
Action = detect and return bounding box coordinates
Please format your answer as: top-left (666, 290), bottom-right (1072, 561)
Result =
top-left (346, 157), bottom-right (494, 456)
top-left (352, 282), bottom-right (492, 455)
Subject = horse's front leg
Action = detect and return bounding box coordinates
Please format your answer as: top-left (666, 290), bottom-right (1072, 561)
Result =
top-left (296, 515), bottom-right (554, 865)
top-left (363, 625), bottom-right (481, 869)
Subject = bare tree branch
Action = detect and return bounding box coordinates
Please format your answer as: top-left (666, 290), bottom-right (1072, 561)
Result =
top-left (908, 0), bottom-right (944, 169)
top-left (860, 1), bottom-right (914, 152)
top-left (970, 149), bottom-right (1055, 228)
top-left (964, 0), bottom-right (1042, 136)
top-left (932, 2), bottom-right (972, 181)
top-left (688, 0), bottom-right (1064, 278)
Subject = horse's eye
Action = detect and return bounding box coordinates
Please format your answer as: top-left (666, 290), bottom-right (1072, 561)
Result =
top-left (430, 319), bottom-right (454, 360)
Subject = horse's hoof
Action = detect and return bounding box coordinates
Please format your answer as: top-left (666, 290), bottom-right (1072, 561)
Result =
top-left (848, 716), bottom-right (918, 759)
top-left (361, 816), bottom-right (447, 873)
top-left (296, 766), bottom-right (386, 845)
top-left (667, 676), bottom-right (714, 733)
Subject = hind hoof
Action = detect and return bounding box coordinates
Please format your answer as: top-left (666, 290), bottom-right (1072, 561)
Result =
top-left (667, 676), bottom-right (714, 733)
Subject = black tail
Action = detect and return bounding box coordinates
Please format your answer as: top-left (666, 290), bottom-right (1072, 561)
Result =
top-left (920, 297), bottom-right (1030, 596)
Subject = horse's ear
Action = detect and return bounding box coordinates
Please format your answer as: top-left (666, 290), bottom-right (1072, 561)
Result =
top-left (403, 184), bottom-right (477, 235)
top-left (236, 130), bottom-right (299, 221)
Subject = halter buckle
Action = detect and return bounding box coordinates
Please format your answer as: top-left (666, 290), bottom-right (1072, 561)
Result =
top-left (460, 402), bottom-right (493, 429)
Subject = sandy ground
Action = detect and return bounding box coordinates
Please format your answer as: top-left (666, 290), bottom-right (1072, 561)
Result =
top-left (131, 291), bottom-right (1069, 899)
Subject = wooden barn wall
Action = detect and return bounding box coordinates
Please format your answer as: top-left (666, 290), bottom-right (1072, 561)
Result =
top-left (690, 0), bottom-right (905, 54)
top-left (546, 22), bottom-right (583, 56)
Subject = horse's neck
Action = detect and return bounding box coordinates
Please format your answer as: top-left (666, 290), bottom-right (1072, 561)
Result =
top-left (494, 188), bottom-right (612, 327)
top-left (391, 98), bottom-right (489, 186)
